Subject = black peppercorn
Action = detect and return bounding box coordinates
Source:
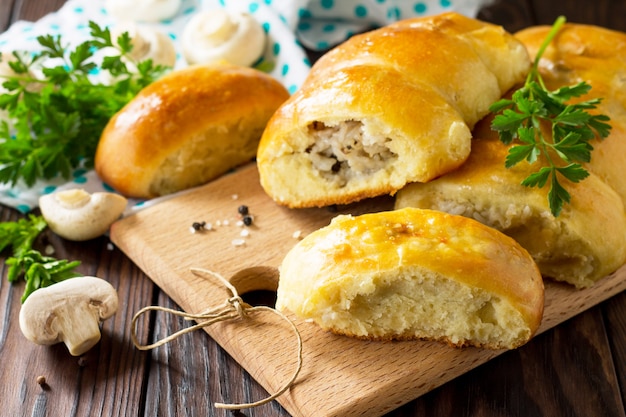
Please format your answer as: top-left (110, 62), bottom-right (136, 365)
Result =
top-left (192, 221), bottom-right (206, 231)
top-left (237, 205), bottom-right (249, 216)
top-left (242, 215), bottom-right (253, 226)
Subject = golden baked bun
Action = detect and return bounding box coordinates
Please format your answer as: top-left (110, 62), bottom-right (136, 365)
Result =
top-left (515, 23), bottom-right (626, 206)
top-left (277, 208), bottom-right (544, 349)
top-left (395, 117), bottom-right (626, 288)
top-left (95, 64), bottom-right (290, 198)
top-left (257, 12), bottom-right (530, 208)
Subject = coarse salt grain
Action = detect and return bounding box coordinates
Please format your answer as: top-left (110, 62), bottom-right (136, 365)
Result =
top-left (240, 229), bottom-right (250, 237)
top-left (231, 238), bottom-right (246, 247)
top-left (292, 230), bottom-right (302, 239)
top-left (231, 194), bottom-right (239, 200)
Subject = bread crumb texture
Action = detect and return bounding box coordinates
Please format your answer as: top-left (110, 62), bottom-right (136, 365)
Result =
top-left (277, 208), bottom-right (544, 350)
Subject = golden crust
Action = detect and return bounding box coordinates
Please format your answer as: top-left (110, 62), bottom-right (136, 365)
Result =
top-left (95, 63), bottom-right (289, 198)
top-left (257, 12), bottom-right (530, 208)
top-left (277, 208), bottom-right (545, 349)
top-left (395, 116), bottom-right (626, 288)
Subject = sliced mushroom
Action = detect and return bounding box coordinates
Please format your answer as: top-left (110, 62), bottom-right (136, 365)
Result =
top-left (39, 189), bottom-right (127, 241)
top-left (181, 10), bottom-right (266, 67)
top-left (19, 277), bottom-right (119, 356)
top-left (111, 22), bottom-right (177, 68)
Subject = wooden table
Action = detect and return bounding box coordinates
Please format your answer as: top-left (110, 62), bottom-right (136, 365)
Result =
top-left (2, 1), bottom-right (626, 416)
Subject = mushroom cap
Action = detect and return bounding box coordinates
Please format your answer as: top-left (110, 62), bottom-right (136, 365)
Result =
top-left (19, 276), bottom-right (119, 356)
top-left (181, 10), bottom-right (266, 67)
top-left (111, 22), bottom-right (177, 68)
top-left (39, 189), bottom-right (128, 241)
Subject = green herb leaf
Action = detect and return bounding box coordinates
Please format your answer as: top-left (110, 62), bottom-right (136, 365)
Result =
top-left (1, 215), bottom-right (82, 302)
top-left (557, 163), bottom-right (590, 183)
top-left (489, 15), bottom-right (612, 216)
top-left (552, 132), bottom-right (592, 162)
top-left (521, 166), bottom-right (552, 188)
top-left (506, 144), bottom-right (537, 167)
top-left (547, 173), bottom-right (571, 217)
top-left (11, 250), bottom-right (82, 302)
top-left (0, 21), bottom-right (171, 187)
top-left (0, 214), bottom-right (47, 256)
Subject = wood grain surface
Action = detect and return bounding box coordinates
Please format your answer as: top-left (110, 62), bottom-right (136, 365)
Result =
top-left (1, 1), bottom-right (626, 417)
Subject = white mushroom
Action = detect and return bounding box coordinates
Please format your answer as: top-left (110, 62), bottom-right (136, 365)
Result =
top-left (105, 0), bottom-right (181, 22)
top-left (181, 10), bottom-right (266, 67)
top-left (111, 22), bottom-right (177, 68)
top-left (39, 189), bottom-right (127, 241)
top-left (19, 277), bottom-right (119, 356)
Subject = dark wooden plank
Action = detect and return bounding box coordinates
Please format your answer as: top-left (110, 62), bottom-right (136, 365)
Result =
top-left (9, 0), bottom-right (65, 22)
top-left (603, 292), bottom-right (626, 404)
top-left (530, 0), bottom-right (626, 31)
top-left (477, 0), bottom-right (535, 32)
top-left (0, 210), bottom-right (156, 416)
top-left (479, 0), bottom-right (626, 34)
top-left (0, 0), bottom-right (16, 31)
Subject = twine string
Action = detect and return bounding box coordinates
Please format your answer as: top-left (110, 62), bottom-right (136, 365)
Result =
top-left (130, 267), bottom-right (303, 411)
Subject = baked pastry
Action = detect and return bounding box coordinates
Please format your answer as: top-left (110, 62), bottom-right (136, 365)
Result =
top-left (515, 23), bottom-right (626, 206)
top-left (95, 63), bottom-right (290, 198)
top-left (277, 207), bottom-right (544, 349)
top-left (257, 12), bottom-right (530, 208)
top-left (395, 117), bottom-right (626, 288)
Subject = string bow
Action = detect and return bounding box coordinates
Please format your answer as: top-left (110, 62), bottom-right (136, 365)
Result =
top-left (130, 267), bottom-right (303, 410)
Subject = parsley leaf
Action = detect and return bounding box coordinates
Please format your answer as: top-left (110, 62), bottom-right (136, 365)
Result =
top-left (0, 21), bottom-right (170, 187)
top-left (489, 16), bottom-right (612, 217)
top-left (1, 215), bottom-right (81, 302)
top-left (7, 250), bottom-right (82, 302)
top-left (0, 214), bottom-right (47, 256)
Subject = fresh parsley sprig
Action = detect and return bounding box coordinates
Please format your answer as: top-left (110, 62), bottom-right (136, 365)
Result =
top-left (6, 249), bottom-right (82, 303)
top-left (1, 215), bottom-right (81, 302)
top-left (0, 214), bottom-right (47, 256)
top-left (0, 21), bottom-right (170, 187)
top-left (489, 16), bottom-right (612, 217)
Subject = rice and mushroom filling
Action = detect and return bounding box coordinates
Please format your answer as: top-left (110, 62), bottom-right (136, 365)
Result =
top-left (306, 120), bottom-right (397, 186)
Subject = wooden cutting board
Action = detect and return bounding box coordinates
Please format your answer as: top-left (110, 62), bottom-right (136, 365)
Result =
top-left (110, 162), bottom-right (626, 417)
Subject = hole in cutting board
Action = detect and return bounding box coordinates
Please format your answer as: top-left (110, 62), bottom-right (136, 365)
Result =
top-left (229, 266), bottom-right (279, 308)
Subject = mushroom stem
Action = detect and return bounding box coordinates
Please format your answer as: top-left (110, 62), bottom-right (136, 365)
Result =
top-left (19, 277), bottom-right (119, 356)
top-left (52, 302), bottom-right (105, 356)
